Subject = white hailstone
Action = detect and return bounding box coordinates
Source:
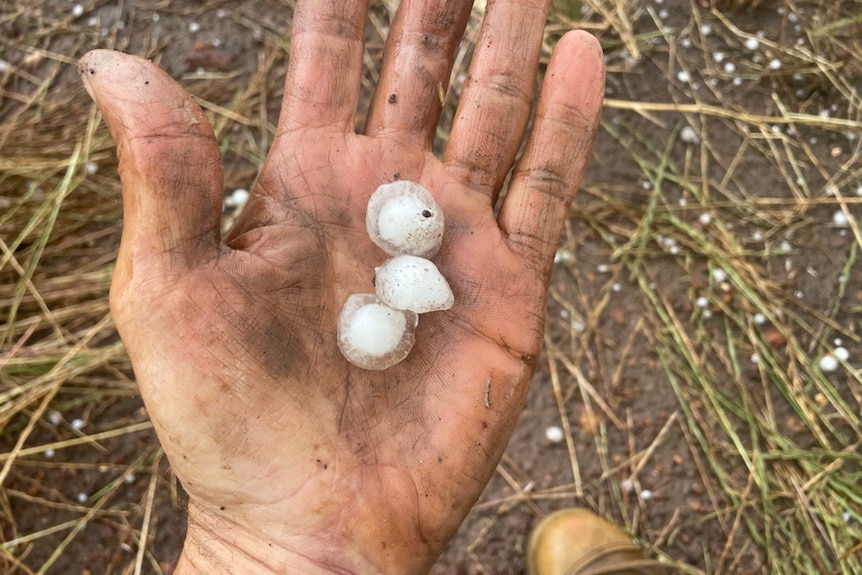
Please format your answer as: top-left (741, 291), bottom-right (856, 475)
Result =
top-left (713, 52), bottom-right (725, 63)
top-left (572, 320), bottom-right (586, 333)
top-left (71, 418), bottom-right (85, 430)
top-left (545, 426), bottom-right (565, 443)
top-left (724, 62), bottom-right (736, 74)
top-left (85, 161), bottom-right (99, 175)
top-left (681, 38), bottom-right (692, 48)
top-left (658, 8), bottom-right (669, 19)
top-left (698, 213), bottom-right (712, 225)
top-left (856, 185), bottom-right (862, 197)
top-left (216, 8), bottom-right (227, 18)
top-left (750, 353), bottom-right (760, 364)
top-left (611, 282), bottom-right (622, 293)
top-left (366, 181), bottom-right (444, 258)
top-left (753, 313), bottom-right (766, 325)
top-left (48, 410), bottom-right (62, 425)
top-left (745, 37), bottom-right (760, 51)
top-left (123, 473), bottom-right (136, 484)
top-left (701, 24), bottom-right (712, 36)
top-left (834, 347), bottom-right (849, 361)
top-left (779, 240), bottom-right (791, 253)
top-left (337, 294), bottom-right (417, 370)
top-left (768, 58), bottom-right (782, 70)
top-left (77, 492), bottom-right (88, 504)
top-left (676, 70), bottom-right (690, 83)
top-left (45, 448), bottom-right (56, 459)
top-left (188, 21), bottom-right (200, 33)
top-left (374, 255), bottom-right (454, 314)
top-left (702, 309), bottom-right (713, 319)
top-left (554, 249), bottom-right (575, 265)
top-left (834, 338), bottom-right (843, 346)
top-left (597, 264), bottom-right (610, 273)
top-left (72, 4), bottom-right (84, 17)
top-left (640, 489), bottom-right (653, 500)
top-left (832, 210), bottom-right (849, 228)
top-left (696, 296), bottom-right (709, 308)
top-left (752, 230), bottom-right (763, 241)
top-left (732, 77), bottom-right (743, 86)
top-left (680, 126), bottom-right (700, 144)
top-left (0, 61), bottom-right (8, 73)
top-left (151, 12), bottom-right (159, 22)
top-left (819, 354), bottom-right (839, 372)
top-left (711, 268), bottom-right (727, 283)
top-left (224, 188), bottom-right (249, 208)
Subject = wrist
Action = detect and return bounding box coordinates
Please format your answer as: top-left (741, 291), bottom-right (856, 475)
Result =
top-left (175, 502), bottom-right (361, 575)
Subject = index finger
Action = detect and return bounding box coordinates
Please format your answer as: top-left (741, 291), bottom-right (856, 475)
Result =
top-left (278, 1), bottom-right (369, 133)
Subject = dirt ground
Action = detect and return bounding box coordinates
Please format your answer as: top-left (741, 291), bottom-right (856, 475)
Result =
top-left (1, 0), bottom-right (860, 574)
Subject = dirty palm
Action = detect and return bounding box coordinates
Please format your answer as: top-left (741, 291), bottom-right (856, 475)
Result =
top-left (80, 1), bottom-right (604, 573)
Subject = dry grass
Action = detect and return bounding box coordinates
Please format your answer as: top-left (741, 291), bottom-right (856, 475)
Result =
top-left (1, 0), bottom-right (861, 573)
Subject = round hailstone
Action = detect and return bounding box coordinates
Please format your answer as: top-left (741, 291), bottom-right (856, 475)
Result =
top-left (832, 210), bottom-right (849, 228)
top-left (680, 126), bottom-right (700, 144)
top-left (818, 354), bottom-right (839, 372)
top-left (745, 37), bottom-right (760, 51)
top-left (545, 426), bottom-right (565, 443)
top-left (337, 294), bottom-right (418, 370)
top-left (834, 347), bottom-right (849, 361)
top-left (375, 255), bottom-right (454, 314)
top-left (366, 181), bottom-right (444, 258)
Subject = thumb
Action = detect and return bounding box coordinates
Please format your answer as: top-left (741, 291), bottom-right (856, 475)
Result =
top-left (79, 50), bottom-right (223, 286)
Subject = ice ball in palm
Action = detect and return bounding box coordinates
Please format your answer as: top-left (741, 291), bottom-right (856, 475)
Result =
top-left (375, 255), bottom-right (454, 314)
top-left (366, 181), bottom-right (444, 258)
top-left (337, 294), bottom-right (418, 370)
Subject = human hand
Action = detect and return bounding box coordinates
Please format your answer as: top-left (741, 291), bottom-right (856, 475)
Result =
top-left (79, 1), bottom-right (604, 573)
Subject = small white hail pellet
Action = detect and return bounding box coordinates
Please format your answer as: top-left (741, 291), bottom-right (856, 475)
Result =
top-left (337, 294), bottom-right (418, 370)
top-left (366, 181), bottom-right (444, 258)
top-left (374, 255), bottom-right (454, 313)
top-left (337, 180), bottom-right (454, 370)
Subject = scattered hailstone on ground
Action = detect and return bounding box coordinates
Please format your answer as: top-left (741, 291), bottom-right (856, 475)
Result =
top-left (366, 181), bottom-right (444, 258)
top-left (698, 213), bottom-right (712, 225)
top-left (374, 255), bottom-right (454, 314)
top-left (71, 418), bottom-right (85, 430)
top-left (712, 268), bottom-right (727, 283)
top-left (834, 347), bottom-right (849, 361)
top-left (832, 210), bottom-right (849, 228)
top-left (818, 354), bottom-right (839, 372)
top-left (337, 294), bottom-right (417, 371)
top-left (545, 426), bottom-right (565, 443)
top-left (77, 492), bottom-right (88, 504)
top-left (696, 296), bottom-right (709, 308)
top-left (224, 188), bottom-right (250, 208)
top-left (680, 126), bottom-right (700, 144)
top-left (745, 37), bottom-right (760, 51)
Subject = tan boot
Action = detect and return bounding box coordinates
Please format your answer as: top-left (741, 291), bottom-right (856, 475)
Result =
top-left (526, 509), bottom-right (668, 575)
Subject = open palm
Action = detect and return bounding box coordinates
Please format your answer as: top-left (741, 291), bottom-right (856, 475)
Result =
top-left (80, 1), bottom-right (604, 573)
